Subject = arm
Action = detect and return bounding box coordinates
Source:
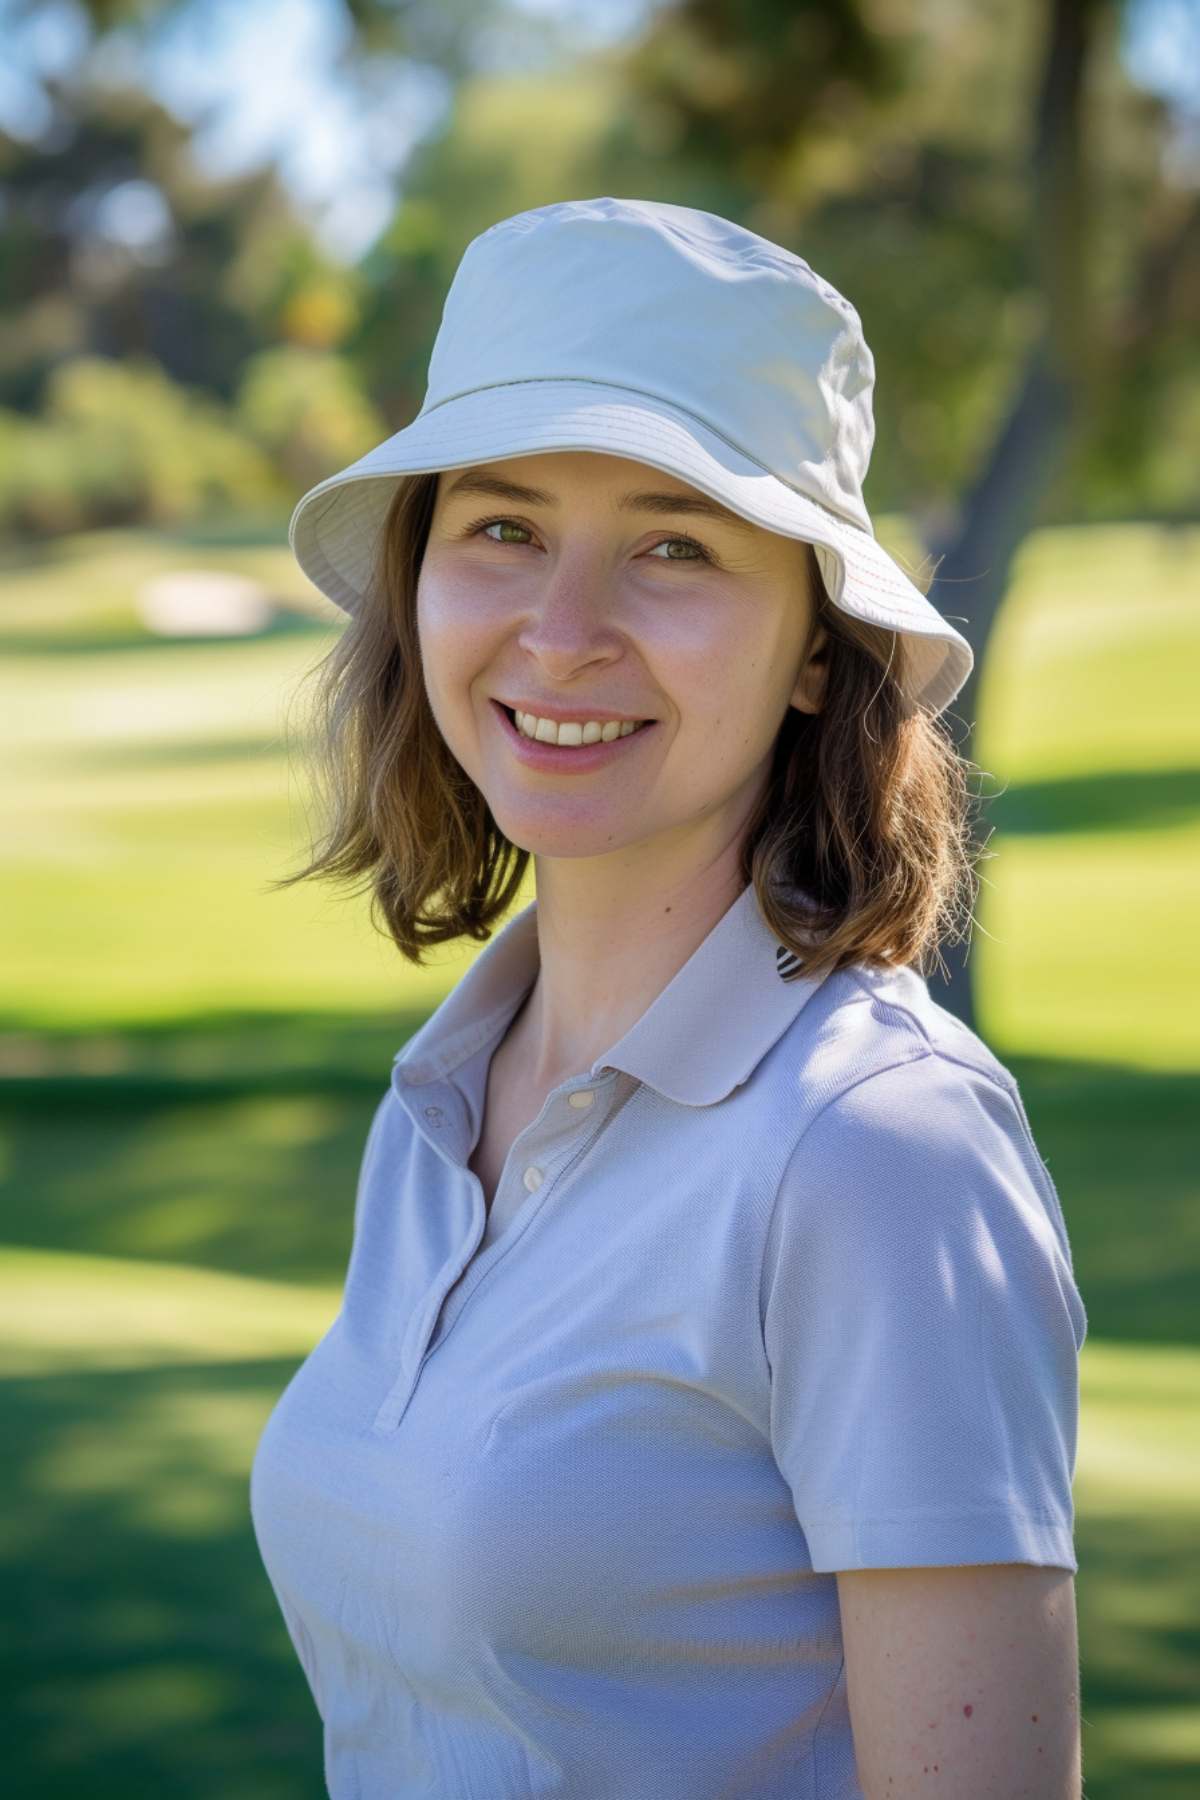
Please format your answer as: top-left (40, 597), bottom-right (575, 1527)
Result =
top-left (837, 1562), bottom-right (1082, 1799)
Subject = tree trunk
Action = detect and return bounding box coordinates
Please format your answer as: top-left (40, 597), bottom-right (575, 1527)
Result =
top-left (926, 335), bottom-right (1076, 1028)
top-left (925, 0), bottom-right (1099, 1031)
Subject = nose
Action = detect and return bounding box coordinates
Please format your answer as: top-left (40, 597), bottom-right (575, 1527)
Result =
top-left (515, 547), bottom-right (622, 673)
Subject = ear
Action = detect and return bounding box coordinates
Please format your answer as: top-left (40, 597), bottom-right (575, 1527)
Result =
top-left (791, 625), bottom-right (830, 716)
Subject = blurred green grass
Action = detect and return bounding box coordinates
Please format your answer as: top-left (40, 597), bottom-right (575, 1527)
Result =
top-left (1, 516), bottom-right (1198, 1797)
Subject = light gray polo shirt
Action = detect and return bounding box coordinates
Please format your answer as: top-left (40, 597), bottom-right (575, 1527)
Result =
top-left (250, 880), bottom-right (1087, 1800)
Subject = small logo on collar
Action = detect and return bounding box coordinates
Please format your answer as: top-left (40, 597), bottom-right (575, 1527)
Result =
top-left (776, 944), bottom-right (805, 981)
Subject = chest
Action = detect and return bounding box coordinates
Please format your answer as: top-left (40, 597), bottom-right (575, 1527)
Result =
top-left (251, 1079), bottom-right (799, 1684)
top-left (252, 1145), bottom-right (792, 1670)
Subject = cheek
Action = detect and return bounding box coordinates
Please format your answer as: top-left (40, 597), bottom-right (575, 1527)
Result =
top-left (419, 559), bottom-right (517, 645)
top-left (416, 574), bottom-right (481, 688)
top-left (696, 675), bottom-right (791, 772)
top-left (414, 591), bottom-right (467, 739)
top-left (415, 567), bottom-right (456, 644)
top-left (676, 644), bottom-right (767, 727)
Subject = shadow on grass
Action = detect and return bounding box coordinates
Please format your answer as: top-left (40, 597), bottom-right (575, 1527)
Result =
top-left (0, 1011), bottom-right (434, 1286)
top-left (986, 766), bottom-right (1200, 837)
top-left (4, 1357), bottom-right (327, 1800)
top-left (1074, 1512), bottom-right (1200, 1798)
top-left (3, 1355), bottom-right (1197, 1800)
top-left (0, 1008), bottom-right (426, 1093)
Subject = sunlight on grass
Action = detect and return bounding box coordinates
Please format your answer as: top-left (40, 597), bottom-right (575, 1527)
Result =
top-left (1086, 1706), bottom-right (1200, 1770)
top-left (977, 821), bottom-right (1200, 1068)
top-left (0, 605), bottom-right (507, 1023)
top-left (976, 522), bottom-right (1200, 779)
top-left (0, 1246), bottom-right (340, 1374)
top-left (1072, 1341), bottom-right (1200, 1516)
top-left (31, 1385), bottom-right (284, 1535)
top-left (0, 852), bottom-right (483, 1025)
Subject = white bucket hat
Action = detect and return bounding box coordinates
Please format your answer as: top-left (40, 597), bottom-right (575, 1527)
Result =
top-left (289, 196), bottom-right (974, 717)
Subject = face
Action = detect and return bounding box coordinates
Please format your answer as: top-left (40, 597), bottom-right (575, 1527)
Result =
top-left (416, 450), bottom-right (828, 867)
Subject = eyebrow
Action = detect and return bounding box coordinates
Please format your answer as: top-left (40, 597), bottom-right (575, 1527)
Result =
top-left (441, 470), bottom-right (757, 535)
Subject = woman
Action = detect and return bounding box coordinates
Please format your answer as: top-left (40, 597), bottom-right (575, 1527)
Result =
top-left (250, 198), bottom-right (1087, 1798)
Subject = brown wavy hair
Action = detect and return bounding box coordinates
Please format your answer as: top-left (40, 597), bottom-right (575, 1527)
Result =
top-left (270, 472), bottom-right (985, 984)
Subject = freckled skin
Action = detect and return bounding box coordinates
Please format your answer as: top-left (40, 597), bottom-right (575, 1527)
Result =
top-left (812, 1319), bottom-right (1081, 1788)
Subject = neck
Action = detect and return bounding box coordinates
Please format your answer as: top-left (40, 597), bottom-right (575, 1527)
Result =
top-left (511, 836), bottom-right (751, 1090)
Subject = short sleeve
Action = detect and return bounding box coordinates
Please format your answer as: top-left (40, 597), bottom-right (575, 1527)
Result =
top-left (761, 1052), bottom-right (1087, 1573)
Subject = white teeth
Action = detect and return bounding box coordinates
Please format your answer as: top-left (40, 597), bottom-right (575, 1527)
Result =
top-left (514, 710), bottom-right (646, 747)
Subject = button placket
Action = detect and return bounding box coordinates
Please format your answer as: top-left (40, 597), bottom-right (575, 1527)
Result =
top-left (371, 1074), bottom-right (624, 1434)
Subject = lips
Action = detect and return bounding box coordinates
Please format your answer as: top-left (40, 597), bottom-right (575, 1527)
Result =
top-left (490, 698), bottom-right (657, 766)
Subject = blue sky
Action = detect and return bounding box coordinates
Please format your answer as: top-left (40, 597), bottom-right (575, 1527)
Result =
top-left (1, 0), bottom-right (1196, 265)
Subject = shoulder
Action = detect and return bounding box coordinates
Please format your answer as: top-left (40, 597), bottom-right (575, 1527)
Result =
top-left (352, 1083), bottom-right (412, 1207)
top-left (780, 956), bottom-right (1022, 1119)
top-left (768, 960), bottom-right (1073, 1264)
top-left (364, 1082), bottom-right (405, 1157)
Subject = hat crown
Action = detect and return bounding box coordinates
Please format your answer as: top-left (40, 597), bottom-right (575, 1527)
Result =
top-left (422, 197), bottom-right (877, 532)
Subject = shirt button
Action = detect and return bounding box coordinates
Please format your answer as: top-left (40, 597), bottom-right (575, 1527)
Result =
top-left (423, 1105), bottom-right (444, 1126)
top-left (567, 1089), bottom-right (595, 1109)
top-left (523, 1165), bottom-right (544, 1193)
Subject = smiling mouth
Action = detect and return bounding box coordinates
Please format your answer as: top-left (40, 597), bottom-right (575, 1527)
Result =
top-left (499, 704), bottom-right (652, 742)
top-left (491, 700), bottom-right (658, 759)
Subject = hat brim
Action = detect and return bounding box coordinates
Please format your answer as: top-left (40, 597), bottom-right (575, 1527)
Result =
top-left (288, 380), bottom-right (973, 716)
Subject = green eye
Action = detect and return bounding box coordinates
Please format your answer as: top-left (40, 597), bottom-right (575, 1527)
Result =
top-left (649, 536), bottom-right (708, 562)
top-left (479, 518), bottom-right (532, 544)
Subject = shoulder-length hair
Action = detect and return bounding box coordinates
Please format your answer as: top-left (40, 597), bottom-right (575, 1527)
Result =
top-left (270, 472), bottom-right (985, 984)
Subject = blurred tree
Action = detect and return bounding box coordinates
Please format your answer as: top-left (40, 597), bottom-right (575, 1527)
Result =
top-left (0, 73), bottom-right (361, 406)
top-left (234, 343), bottom-right (387, 491)
top-left (608, 0), bottom-right (1199, 1026)
top-left (0, 352), bottom-right (283, 534)
top-left (56, 0), bottom-right (509, 84)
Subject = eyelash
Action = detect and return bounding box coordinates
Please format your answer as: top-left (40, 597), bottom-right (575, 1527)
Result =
top-left (462, 513), bottom-right (717, 567)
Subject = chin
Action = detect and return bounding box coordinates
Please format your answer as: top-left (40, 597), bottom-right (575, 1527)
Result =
top-left (488, 806), bottom-right (641, 861)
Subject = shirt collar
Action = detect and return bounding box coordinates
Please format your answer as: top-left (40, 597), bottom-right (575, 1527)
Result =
top-left (392, 881), bottom-right (833, 1108)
